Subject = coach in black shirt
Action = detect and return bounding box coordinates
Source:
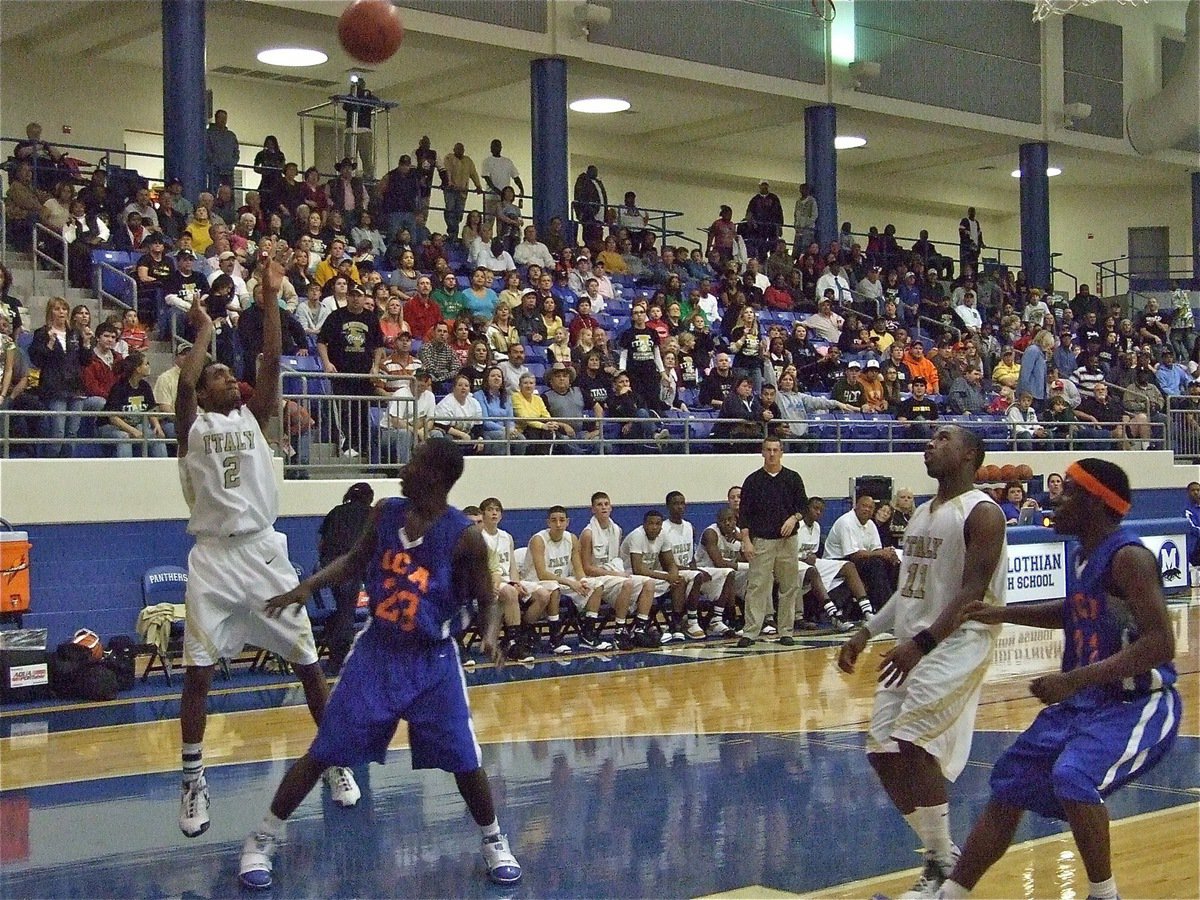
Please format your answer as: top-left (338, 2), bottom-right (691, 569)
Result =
top-left (318, 482), bottom-right (374, 673)
top-left (737, 435), bottom-right (808, 646)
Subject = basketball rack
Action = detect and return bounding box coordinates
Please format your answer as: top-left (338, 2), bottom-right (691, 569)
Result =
top-left (296, 93), bottom-right (400, 181)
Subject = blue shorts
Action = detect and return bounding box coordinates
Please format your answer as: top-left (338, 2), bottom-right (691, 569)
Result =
top-left (990, 688), bottom-right (1181, 820)
top-left (309, 623), bottom-right (483, 773)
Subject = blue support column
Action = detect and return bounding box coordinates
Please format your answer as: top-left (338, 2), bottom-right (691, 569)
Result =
top-left (804, 105), bottom-right (837, 249)
top-left (1019, 142), bottom-right (1051, 291)
top-left (530, 58), bottom-right (569, 237)
top-left (1191, 171), bottom-right (1200, 283)
top-left (162, 0), bottom-right (207, 203)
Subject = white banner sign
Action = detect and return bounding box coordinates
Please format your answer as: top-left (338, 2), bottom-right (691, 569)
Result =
top-left (1006, 541), bottom-right (1068, 603)
top-left (1139, 534), bottom-right (1189, 590)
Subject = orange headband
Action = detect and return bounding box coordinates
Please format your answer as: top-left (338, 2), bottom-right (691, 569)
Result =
top-left (1065, 462), bottom-right (1131, 517)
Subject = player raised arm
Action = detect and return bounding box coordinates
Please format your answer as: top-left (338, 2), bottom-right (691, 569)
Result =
top-left (246, 240), bottom-right (286, 427)
top-left (266, 502), bottom-right (381, 617)
top-left (174, 290), bottom-right (216, 458)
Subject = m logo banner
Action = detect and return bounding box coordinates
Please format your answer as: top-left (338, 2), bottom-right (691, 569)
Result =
top-left (1140, 534), bottom-right (1189, 590)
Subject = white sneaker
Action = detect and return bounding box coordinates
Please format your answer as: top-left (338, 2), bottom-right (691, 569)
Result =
top-left (238, 830), bottom-right (277, 891)
top-left (708, 619), bottom-right (732, 636)
top-left (762, 622), bottom-right (778, 636)
top-left (551, 640), bottom-right (573, 655)
top-left (685, 622), bottom-right (706, 639)
top-left (339, 446), bottom-right (360, 459)
top-left (898, 851), bottom-right (958, 899)
top-left (659, 629), bottom-right (675, 644)
top-left (481, 834), bottom-right (522, 885)
top-left (324, 766), bottom-right (361, 807)
top-left (179, 777), bottom-right (210, 837)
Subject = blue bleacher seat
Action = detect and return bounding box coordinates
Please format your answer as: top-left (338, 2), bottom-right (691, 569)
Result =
top-left (524, 344), bottom-right (548, 363)
top-left (526, 362), bottom-right (546, 382)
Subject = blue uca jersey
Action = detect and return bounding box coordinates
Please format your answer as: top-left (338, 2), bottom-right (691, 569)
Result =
top-left (1064, 527), bottom-right (1177, 706)
top-left (365, 498), bottom-right (473, 645)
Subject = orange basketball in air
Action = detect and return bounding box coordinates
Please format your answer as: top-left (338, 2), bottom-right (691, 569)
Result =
top-left (338, 0), bottom-right (404, 65)
top-left (999, 464), bottom-right (1017, 482)
top-left (1016, 464), bottom-right (1033, 480)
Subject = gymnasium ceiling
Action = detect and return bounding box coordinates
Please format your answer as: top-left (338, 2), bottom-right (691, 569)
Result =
top-left (0, 0), bottom-right (1193, 199)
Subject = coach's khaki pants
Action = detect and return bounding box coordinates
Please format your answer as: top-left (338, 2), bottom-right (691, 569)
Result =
top-left (744, 534), bottom-right (800, 639)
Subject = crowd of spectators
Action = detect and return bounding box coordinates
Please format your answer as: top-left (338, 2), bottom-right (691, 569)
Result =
top-left (3, 117), bottom-right (1200, 461)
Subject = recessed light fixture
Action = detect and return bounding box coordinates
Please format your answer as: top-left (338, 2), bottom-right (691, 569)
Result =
top-left (257, 48), bottom-right (329, 68)
top-left (569, 97), bottom-right (631, 114)
top-left (1011, 167), bottom-right (1063, 177)
top-left (835, 135), bottom-right (867, 150)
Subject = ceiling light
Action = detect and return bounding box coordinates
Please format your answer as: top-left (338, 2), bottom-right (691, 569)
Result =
top-left (835, 135), bottom-right (867, 150)
top-left (1011, 167), bottom-right (1062, 177)
top-left (257, 48), bottom-right (329, 68)
top-left (569, 98), bottom-right (631, 114)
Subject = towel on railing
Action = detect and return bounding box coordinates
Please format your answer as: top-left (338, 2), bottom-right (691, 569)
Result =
top-left (136, 603), bottom-right (183, 654)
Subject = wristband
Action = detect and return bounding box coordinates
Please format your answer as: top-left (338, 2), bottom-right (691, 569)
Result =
top-left (912, 629), bottom-right (938, 655)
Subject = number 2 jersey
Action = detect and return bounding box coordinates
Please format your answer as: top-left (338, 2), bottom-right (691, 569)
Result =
top-left (895, 489), bottom-right (1007, 640)
top-left (365, 498), bottom-right (472, 645)
top-left (180, 406), bottom-right (277, 538)
top-left (1065, 527), bottom-right (1177, 706)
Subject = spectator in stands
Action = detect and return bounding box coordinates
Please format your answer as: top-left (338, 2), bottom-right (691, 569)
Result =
top-left (1006, 389), bottom-right (1046, 450)
top-left (480, 139), bottom-right (523, 231)
top-left (121, 187), bottom-right (158, 232)
top-left (997, 482), bottom-right (1025, 524)
top-left (858, 358), bottom-right (888, 413)
top-left (1016, 329), bottom-right (1054, 409)
top-left (899, 341), bottom-right (937, 394)
top-left (958, 206), bottom-right (983, 274)
top-left (63, 198), bottom-right (109, 289)
top-left (946, 365), bottom-right (985, 414)
top-left (204, 109), bottom-right (239, 190)
top-left (473, 365), bottom-right (523, 455)
top-left (493, 187), bottom-right (523, 250)
top-left (81, 321), bottom-right (122, 412)
top-left (412, 321), bottom-right (454, 391)
top-left (14, 122), bottom-right (66, 191)
top-left (955, 290), bottom-right (983, 335)
top-left (804, 294), bottom-right (844, 344)
top-left (618, 305), bottom-right (664, 410)
top-left (445, 320), bottom-right (472, 370)
top-left (1071, 350), bottom-right (1105, 400)
top-left (824, 492), bottom-right (898, 615)
top-left (29, 297), bottom-right (92, 456)
top-left (703, 204), bottom-right (736, 262)
top-left (458, 340), bottom-right (492, 394)
top-left (1052, 329), bottom-right (1078, 379)
top-left (183, 205), bottom-right (213, 254)
top-left (572, 165), bottom-right (607, 241)
top-left (133, 233), bottom-right (174, 329)
top-left (1121, 365), bottom-right (1166, 446)
top-left (475, 237), bottom-right (516, 278)
top-left (990, 345), bottom-right (1020, 391)
top-left (98, 351), bottom-right (166, 458)
top-left (828, 359), bottom-right (864, 409)
top-left (431, 373), bottom-right (486, 454)
top-left (895, 375), bottom-right (939, 447)
top-left (40, 181), bottom-right (74, 233)
top-left (790, 183), bottom-right (817, 257)
top-left (511, 372), bottom-right (564, 454)
top-left (745, 181), bottom-right (784, 260)
top-left (543, 364), bottom-right (601, 450)
top-left (1074, 381), bottom-right (1128, 448)
top-left (1155, 346), bottom-right (1190, 396)
top-left (510, 225), bottom-right (553, 270)
top-left (4, 162), bottom-right (44, 251)
top-left (481, 303), bottom-right (517, 362)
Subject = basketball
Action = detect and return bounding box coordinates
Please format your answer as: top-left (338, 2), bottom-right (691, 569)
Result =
top-left (975, 466), bottom-right (988, 483)
top-left (338, 0), bottom-right (404, 65)
top-left (983, 464), bottom-right (1001, 483)
top-left (1016, 463), bottom-right (1033, 481)
top-left (999, 464), bottom-right (1017, 482)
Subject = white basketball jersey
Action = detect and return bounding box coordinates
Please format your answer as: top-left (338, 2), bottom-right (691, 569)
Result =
top-left (482, 528), bottom-right (515, 580)
top-left (619, 526), bottom-right (664, 574)
top-left (702, 524), bottom-right (742, 565)
top-left (660, 519), bottom-right (696, 568)
top-left (894, 489), bottom-right (1007, 640)
top-left (796, 519), bottom-right (821, 559)
top-left (180, 406), bottom-right (277, 538)
top-left (582, 518), bottom-right (625, 572)
top-left (524, 529), bottom-right (576, 580)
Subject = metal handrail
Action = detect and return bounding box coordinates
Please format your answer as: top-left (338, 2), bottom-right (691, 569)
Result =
top-left (93, 261), bottom-right (135, 311)
top-left (1094, 254), bottom-right (1198, 298)
top-left (31, 221), bottom-right (68, 297)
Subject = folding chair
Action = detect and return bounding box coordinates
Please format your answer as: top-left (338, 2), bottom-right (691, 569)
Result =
top-left (140, 565), bottom-right (188, 685)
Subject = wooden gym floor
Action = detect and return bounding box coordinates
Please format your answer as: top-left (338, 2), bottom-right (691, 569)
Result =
top-left (0, 605), bottom-right (1196, 899)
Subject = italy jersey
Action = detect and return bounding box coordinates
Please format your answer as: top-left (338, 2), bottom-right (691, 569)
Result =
top-left (1065, 527), bottom-right (1178, 706)
top-left (364, 499), bottom-right (472, 645)
top-left (180, 406), bottom-right (277, 538)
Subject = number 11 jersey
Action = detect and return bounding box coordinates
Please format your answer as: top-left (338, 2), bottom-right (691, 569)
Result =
top-left (895, 489), bottom-right (1007, 640)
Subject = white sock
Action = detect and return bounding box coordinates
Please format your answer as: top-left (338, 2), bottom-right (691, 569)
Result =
top-left (481, 819), bottom-right (501, 840)
top-left (937, 880), bottom-right (970, 898)
top-left (913, 803), bottom-right (955, 863)
top-left (258, 811), bottom-right (285, 838)
top-left (182, 742), bottom-right (204, 784)
top-left (1088, 876), bottom-right (1118, 899)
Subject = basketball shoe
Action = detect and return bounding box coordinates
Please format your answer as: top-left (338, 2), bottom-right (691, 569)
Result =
top-left (578, 619), bottom-right (613, 651)
top-left (179, 777), bottom-right (210, 837)
top-left (238, 830), bottom-right (277, 891)
top-left (899, 849), bottom-right (959, 899)
top-left (323, 767), bottom-right (361, 807)
top-left (481, 833), bottom-right (522, 885)
top-left (707, 619), bottom-right (733, 637)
